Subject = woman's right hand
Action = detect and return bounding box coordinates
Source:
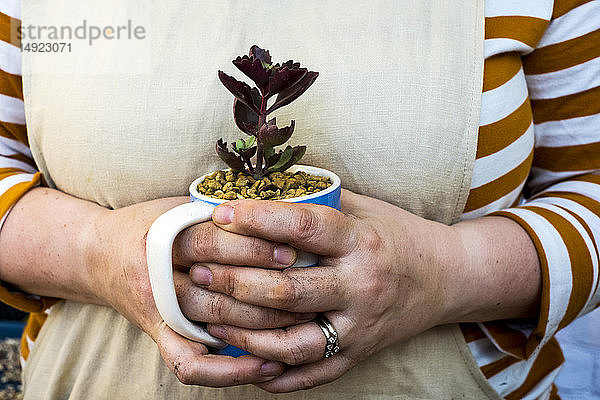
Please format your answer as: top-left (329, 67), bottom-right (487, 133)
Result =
top-left (88, 197), bottom-right (310, 387)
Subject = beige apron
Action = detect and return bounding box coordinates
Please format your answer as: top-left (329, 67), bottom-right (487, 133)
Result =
top-left (21, 1), bottom-right (497, 398)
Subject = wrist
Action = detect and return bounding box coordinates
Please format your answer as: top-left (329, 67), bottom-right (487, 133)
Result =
top-left (443, 216), bottom-right (542, 324)
top-left (80, 205), bottom-right (114, 306)
top-left (428, 222), bottom-right (471, 326)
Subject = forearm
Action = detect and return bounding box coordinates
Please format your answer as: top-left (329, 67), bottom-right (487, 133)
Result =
top-left (446, 215), bottom-right (542, 323)
top-left (0, 187), bottom-right (112, 305)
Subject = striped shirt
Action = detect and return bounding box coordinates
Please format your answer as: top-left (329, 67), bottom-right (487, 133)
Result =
top-left (1, 1), bottom-right (599, 398)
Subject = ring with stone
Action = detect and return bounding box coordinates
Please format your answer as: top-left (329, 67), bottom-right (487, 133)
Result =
top-left (314, 314), bottom-right (340, 358)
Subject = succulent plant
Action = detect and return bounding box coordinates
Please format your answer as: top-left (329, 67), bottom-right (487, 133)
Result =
top-left (217, 45), bottom-right (318, 179)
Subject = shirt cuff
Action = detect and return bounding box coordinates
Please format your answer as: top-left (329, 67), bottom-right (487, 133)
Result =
top-left (489, 201), bottom-right (598, 358)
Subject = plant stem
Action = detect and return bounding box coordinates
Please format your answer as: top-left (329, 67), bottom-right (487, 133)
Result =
top-left (244, 156), bottom-right (255, 175)
top-left (254, 94), bottom-right (268, 178)
top-left (255, 143), bottom-right (264, 179)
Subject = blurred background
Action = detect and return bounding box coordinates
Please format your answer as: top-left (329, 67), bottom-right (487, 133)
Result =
top-left (0, 303), bottom-right (26, 400)
top-left (555, 309), bottom-right (600, 399)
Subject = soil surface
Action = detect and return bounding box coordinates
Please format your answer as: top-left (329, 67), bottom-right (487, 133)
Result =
top-left (198, 170), bottom-right (332, 201)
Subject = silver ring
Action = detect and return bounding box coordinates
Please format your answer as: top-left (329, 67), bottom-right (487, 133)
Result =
top-left (314, 314), bottom-right (340, 358)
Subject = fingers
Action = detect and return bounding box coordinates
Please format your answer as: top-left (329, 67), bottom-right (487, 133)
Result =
top-left (155, 322), bottom-right (285, 387)
top-left (256, 354), bottom-right (354, 393)
top-left (173, 221), bottom-right (297, 269)
top-left (207, 313), bottom-right (347, 367)
top-left (174, 270), bottom-right (314, 328)
top-left (211, 200), bottom-right (357, 257)
top-left (190, 263), bottom-right (344, 312)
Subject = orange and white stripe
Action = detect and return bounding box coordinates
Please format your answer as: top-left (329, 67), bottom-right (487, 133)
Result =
top-left (0, 0), bottom-right (45, 369)
top-left (464, 0), bottom-right (600, 398)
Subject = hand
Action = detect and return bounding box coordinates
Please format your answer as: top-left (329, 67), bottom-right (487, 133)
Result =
top-left (90, 197), bottom-right (316, 387)
top-left (192, 190), bottom-right (463, 392)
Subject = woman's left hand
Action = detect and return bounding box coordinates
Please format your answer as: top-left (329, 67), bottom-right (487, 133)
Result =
top-left (190, 189), bottom-right (465, 393)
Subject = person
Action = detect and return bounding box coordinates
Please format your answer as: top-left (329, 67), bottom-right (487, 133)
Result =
top-left (0, 1), bottom-right (598, 398)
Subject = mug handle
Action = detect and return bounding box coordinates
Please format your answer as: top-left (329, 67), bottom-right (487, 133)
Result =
top-left (146, 202), bottom-right (226, 348)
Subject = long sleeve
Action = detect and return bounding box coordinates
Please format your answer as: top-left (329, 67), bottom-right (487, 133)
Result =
top-left (459, 1), bottom-right (600, 398)
top-left (0, 2), bottom-right (52, 313)
top-left (491, 0), bottom-right (600, 357)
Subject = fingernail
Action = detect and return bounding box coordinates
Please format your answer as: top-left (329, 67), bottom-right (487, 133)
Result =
top-left (274, 245), bottom-right (296, 266)
top-left (296, 313), bottom-right (316, 322)
top-left (260, 361), bottom-right (282, 376)
top-left (213, 205), bottom-right (233, 224)
top-left (208, 325), bottom-right (228, 340)
top-left (190, 265), bottom-right (212, 286)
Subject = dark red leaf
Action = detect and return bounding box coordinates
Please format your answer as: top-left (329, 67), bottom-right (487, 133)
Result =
top-left (257, 121), bottom-right (278, 146)
top-left (216, 139), bottom-right (245, 171)
top-left (233, 56), bottom-right (270, 93)
top-left (266, 152), bottom-right (281, 167)
top-left (267, 67), bottom-right (307, 98)
top-left (259, 120), bottom-right (295, 147)
top-left (218, 71), bottom-right (259, 113)
top-left (267, 71), bottom-right (319, 113)
top-left (281, 60), bottom-right (301, 69)
top-left (241, 122), bottom-right (257, 136)
top-left (249, 45), bottom-right (272, 65)
top-left (233, 87), bottom-right (260, 136)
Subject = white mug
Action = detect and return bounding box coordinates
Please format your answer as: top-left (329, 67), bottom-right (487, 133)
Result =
top-left (146, 165), bottom-right (341, 355)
